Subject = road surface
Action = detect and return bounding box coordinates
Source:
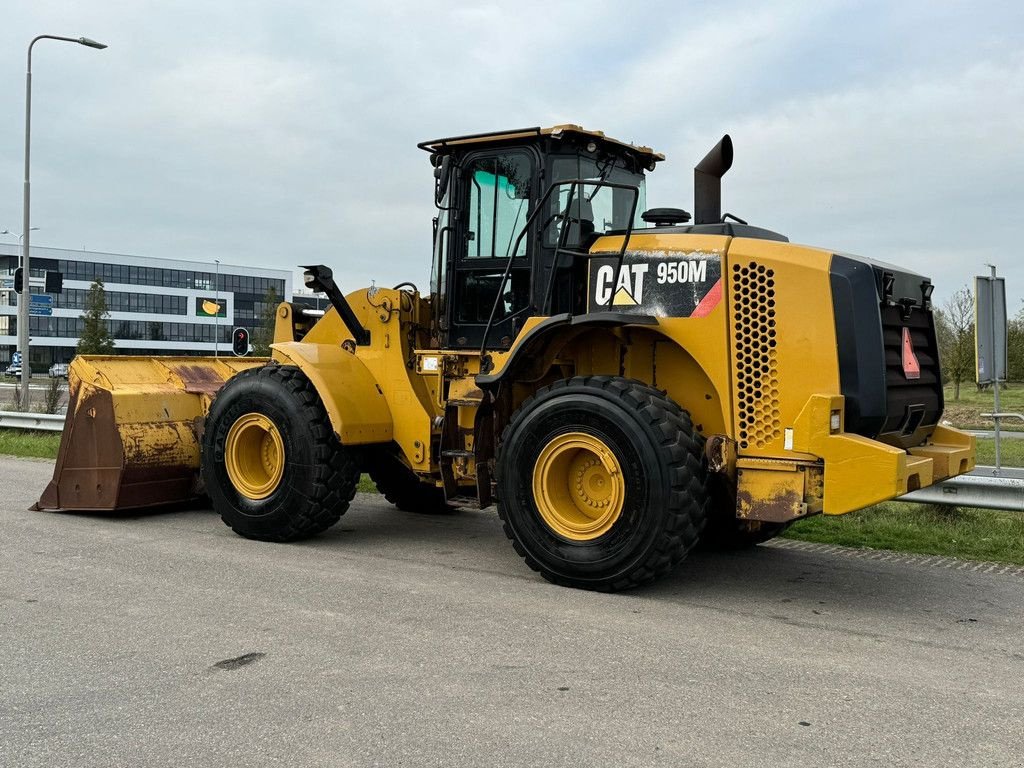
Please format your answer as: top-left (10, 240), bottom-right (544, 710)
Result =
top-left (1, 457), bottom-right (1022, 767)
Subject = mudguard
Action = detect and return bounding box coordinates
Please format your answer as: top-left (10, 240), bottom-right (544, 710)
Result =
top-left (272, 342), bottom-right (393, 444)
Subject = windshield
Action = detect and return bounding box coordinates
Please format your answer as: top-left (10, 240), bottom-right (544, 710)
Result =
top-left (546, 156), bottom-right (646, 245)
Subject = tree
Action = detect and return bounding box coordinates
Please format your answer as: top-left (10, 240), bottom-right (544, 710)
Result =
top-left (251, 285), bottom-right (281, 356)
top-left (1007, 307), bottom-right (1024, 382)
top-left (935, 285), bottom-right (974, 400)
top-left (77, 279), bottom-right (115, 355)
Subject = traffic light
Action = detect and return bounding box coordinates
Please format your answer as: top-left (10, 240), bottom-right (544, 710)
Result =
top-left (232, 327), bottom-right (250, 357)
top-left (13, 267), bottom-right (23, 294)
top-left (45, 271), bottom-right (63, 294)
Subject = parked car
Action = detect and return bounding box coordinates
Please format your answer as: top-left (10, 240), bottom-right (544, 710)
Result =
top-left (4, 364), bottom-right (22, 378)
top-left (49, 363), bottom-right (69, 379)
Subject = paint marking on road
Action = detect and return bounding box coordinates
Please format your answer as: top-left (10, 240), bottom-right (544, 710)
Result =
top-left (767, 539), bottom-right (1024, 578)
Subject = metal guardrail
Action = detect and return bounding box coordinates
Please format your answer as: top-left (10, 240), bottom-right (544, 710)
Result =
top-left (0, 410), bottom-right (65, 432)
top-left (899, 466), bottom-right (1024, 512)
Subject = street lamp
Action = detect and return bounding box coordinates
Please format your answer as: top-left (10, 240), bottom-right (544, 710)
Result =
top-left (20, 34), bottom-right (106, 409)
top-left (1, 227), bottom-right (40, 250)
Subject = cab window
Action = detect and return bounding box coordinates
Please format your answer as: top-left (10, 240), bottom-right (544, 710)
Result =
top-left (465, 154), bottom-right (532, 259)
top-left (546, 156), bottom-right (647, 246)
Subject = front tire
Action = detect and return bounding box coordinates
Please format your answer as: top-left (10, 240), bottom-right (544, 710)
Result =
top-left (202, 364), bottom-right (358, 541)
top-left (496, 376), bottom-right (708, 591)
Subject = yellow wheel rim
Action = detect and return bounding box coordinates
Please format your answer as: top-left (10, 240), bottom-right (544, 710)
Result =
top-left (532, 432), bottom-right (625, 541)
top-left (224, 412), bottom-right (285, 500)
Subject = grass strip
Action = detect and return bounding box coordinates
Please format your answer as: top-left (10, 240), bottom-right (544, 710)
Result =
top-left (974, 437), bottom-right (1024, 466)
top-left (0, 429), bottom-right (61, 459)
top-left (784, 501), bottom-right (1024, 565)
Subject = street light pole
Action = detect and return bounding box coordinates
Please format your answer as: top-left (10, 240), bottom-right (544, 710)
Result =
top-left (21, 34), bottom-right (106, 409)
top-left (214, 259), bottom-right (220, 357)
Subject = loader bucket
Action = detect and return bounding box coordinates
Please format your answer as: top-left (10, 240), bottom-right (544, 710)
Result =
top-left (35, 355), bottom-right (266, 512)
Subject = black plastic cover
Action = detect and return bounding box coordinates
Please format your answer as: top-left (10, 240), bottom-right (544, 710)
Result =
top-left (608, 222), bottom-right (789, 242)
top-left (830, 253), bottom-right (943, 449)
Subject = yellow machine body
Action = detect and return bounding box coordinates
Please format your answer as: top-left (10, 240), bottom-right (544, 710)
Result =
top-left (37, 231), bottom-right (975, 522)
top-left (36, 124), bottom-right (974, 534)
top-left (250, 231), bottom-right (974, 525)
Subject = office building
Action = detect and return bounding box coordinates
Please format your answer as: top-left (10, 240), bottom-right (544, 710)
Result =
top-left (0, 243), bottom-right (292, 370)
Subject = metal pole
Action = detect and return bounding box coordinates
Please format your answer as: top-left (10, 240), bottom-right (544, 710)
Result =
top-left (20, 34), bottom-right (106, 410)
top-left (20, 43), bottom-right (34, 409)
top-left (990, 264), bottom-right (1001, 472)
top-left (214, 260), bottom-right (220, 357)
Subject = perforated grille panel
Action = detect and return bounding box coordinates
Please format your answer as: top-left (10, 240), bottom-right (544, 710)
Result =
top-left (732, 261), bottom-right (781, 449)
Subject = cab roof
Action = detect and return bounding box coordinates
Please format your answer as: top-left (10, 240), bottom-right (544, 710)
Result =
top-left (417, 124), bottom-right (665, 163)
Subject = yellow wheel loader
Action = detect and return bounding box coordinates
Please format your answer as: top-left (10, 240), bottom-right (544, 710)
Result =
top-left (36, 125), bottom-right (976, 591)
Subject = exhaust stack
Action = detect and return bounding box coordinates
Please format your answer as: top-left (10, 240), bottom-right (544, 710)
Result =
top-left (694, 135), bottom-right (733, 225)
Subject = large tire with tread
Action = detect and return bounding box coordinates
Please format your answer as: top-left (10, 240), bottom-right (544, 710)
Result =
top-left (366, 448), bottom-right (453, 514)
top-left (496, 376), bottom-right (708, 591)
top-left (202, 364), bottom-right (358, 541)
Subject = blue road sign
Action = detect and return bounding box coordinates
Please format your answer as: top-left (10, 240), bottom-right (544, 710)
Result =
top-left (28, 293), bottom-right (53, 317)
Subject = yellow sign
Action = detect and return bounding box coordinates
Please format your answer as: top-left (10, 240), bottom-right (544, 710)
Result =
top-left (195, 297), bottom-right (226, 318)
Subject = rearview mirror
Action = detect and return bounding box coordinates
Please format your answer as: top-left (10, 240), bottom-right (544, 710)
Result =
top-left (434, 155), bottom-right (452, 206)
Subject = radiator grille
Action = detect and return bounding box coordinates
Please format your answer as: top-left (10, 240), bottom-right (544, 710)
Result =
top-left (732, 261), bottom-right (781, 449)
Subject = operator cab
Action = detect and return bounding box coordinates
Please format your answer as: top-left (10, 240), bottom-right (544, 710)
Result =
top-left (420, 125), bottom-right (660, 350)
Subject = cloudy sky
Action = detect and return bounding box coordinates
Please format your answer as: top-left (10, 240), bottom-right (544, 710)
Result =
top-left (1, 0), bottom-right (1022, 309)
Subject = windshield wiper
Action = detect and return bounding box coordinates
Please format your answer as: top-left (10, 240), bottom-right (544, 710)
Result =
top-left (585, 155), bottom-right (618, 203)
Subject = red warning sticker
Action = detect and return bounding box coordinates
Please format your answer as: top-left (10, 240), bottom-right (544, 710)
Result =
top-left (902, 327), bottom-right (921, 380)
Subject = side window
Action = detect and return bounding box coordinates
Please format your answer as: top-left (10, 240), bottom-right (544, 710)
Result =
top-left (430, 206), bottom-right (449, 319)
top-left (465, 154), bottom-right (532, 259)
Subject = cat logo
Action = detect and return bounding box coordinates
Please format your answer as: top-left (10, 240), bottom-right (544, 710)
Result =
top-left (612, 286), bottom-right (637, 306)
top-left (587, 251), bottom-right (723, 316)
top-left (593, 264), bottom-right (648, 307)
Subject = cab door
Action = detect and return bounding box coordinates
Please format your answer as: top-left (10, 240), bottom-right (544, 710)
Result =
top-left (446, 149), bottom-right (536, 349)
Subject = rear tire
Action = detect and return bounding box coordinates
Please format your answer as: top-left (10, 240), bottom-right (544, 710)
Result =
top-left (496, 376), bottom-right (708, 591)
top-left (202, 364), bottom-right (358, 542)
top-left (366, 448), bottom-right (453, 514)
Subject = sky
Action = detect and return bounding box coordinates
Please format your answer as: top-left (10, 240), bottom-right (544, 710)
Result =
top-left (1, 0), bottom-right (1022, 310)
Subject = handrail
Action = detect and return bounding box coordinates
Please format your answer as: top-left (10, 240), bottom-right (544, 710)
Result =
top-left (981, 412), bottom-right (1024, 422)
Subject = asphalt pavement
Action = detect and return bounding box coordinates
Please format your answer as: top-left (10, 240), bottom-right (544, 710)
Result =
top-left (1, 457), bottom-right (1022, 767)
